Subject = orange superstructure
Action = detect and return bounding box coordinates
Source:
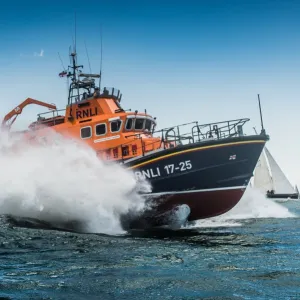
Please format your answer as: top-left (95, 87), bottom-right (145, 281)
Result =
top-left (1, 51), bottom-right (169, 162)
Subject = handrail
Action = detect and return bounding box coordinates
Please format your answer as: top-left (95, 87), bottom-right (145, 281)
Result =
top-left (37, 109), bottom-right (66, 118)
top-left (124, 118), bottom-right (249, 140)
top-left (97, 117), bottom-right (252, 162)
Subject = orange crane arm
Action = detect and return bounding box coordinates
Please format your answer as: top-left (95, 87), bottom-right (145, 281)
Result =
top-left (1, 98), bottom-right (57, 130)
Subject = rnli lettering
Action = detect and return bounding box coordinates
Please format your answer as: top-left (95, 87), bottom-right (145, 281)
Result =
top-left (76, 107), bottom-right (98, 119)
top-left (134, 160), bottom-right (192, 180)
top-left (134, 167), bottom-right (161, 180)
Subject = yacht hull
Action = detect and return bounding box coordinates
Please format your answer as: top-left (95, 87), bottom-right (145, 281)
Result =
top-left (123, 135), bottom-right (267, 229)
top-left (267, 193), bottom-right (299, 199)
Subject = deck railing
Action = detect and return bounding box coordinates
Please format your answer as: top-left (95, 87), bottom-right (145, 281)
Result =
top-left (37, 109), bottom-right (66, 120)
top-left (159, 118), bottom-right (250, 145)
top-left (97, 118), bottom-right (251, 162)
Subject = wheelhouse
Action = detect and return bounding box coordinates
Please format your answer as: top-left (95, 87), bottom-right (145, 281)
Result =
top-left (125, 115), bottom-right (156, 133)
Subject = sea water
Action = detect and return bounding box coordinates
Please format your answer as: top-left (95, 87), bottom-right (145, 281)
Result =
top-left (0, 130), bottom-right (299, 299)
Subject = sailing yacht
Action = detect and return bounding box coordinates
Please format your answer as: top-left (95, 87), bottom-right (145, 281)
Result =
top-left (253, 147), bottom-right (299, 199)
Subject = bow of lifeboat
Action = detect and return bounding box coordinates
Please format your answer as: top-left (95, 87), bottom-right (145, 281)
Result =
top-left (120, 122), bottom-right (269, 229)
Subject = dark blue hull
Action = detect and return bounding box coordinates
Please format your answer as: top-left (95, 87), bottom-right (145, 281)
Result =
top-left (122, 135), bottom-right (267, 229)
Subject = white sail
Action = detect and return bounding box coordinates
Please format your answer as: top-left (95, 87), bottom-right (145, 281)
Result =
top-left (253, 148), bottom-right (274, 193)
top-left (264, 147), bottom-right (295, 194)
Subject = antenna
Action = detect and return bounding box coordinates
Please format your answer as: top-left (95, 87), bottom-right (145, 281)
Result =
top-left (74, 11), bottom-right (77, 53)
top-left (84, 40), bottom-right (92, 73)
top-left (58, 52), bottom-right (68, 98)
top-left (257, 94), bottom-right (266, 135)
top-left (98, 24), bottom-right (103, 89)
top-left (58, 52), bottom-right (66, 70)
top-left (69, 46), bottom-right (72, 65)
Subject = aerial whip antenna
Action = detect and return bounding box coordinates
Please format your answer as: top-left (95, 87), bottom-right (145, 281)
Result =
top-left (74, 11), bottom-right (77, 53)
top-left (58, 52), bottom-right (66, 70)
top-left (98, 24), bottom-right (103, 89)
top-left (58, 52), bottom-right (68, 96)
top-left (69, 45), bottom-right (72, 65)
top-left (84, 40), bottom-right (92, 73)
top-left (71, 35), bottom-right (75, 52)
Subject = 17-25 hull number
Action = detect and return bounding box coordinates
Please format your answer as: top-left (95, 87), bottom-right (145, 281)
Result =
top-left (134, 160), bottom-right (192, 180)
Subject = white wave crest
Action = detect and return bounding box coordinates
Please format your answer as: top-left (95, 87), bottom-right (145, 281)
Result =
top-left (0, 129), bottom-right (150, 234)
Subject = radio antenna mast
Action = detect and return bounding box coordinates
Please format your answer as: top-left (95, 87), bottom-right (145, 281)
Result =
top-left (58, 52), bottom-right (68, 96)
top-left (58, 52), bottom-right (66, 70)
top-left (74, 11), bottom-right (77, 53)
top-left (84, 40), bottom-right (92, 73)
top-left (98, 24), bottom-right (103, 89)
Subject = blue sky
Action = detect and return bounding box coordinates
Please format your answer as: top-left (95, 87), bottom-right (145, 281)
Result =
top-left (1, 0), bottom-right (300, 186)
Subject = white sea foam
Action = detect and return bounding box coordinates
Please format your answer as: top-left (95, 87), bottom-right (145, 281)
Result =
top-left (188, 186), bottom-right (295, 229)
top-left (0, 129), bottom-right (150, 234)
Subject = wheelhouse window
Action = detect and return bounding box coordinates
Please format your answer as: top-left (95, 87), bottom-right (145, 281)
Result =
top-left (95, 123), bottom-right (106, 136)
top-left (125, 119), bottom-right (133, 130)
top-left (81, 126), bottom-right (92, 139)
top-left (124, 117), bottom-right (156, 132)
top-left (110, 119), bottom-right (122, 132)
top-left (134, 118), bottom-right (145, 130)
top-left (145, 119), bottom-right (152, 131)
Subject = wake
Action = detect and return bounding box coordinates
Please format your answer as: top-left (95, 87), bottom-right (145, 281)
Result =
top-left (188, 187), bottom-right (295, 229)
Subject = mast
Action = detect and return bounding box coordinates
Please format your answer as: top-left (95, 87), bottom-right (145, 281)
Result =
top-left (58, 17), bottom-right (102, 120)
top-left (68, 51), bottom-right (82, 104)
top-left (257, 94), bottom-right (266, 135)
top-left (98, 24), bottom-right (103, 90)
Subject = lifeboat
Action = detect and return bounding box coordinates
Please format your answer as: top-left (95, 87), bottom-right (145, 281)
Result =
top-left (1, 50), bottom-right (269, 230)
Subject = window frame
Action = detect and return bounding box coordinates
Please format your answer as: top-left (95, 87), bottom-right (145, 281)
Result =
top-left (95, 123), bottom-right (107, 137)
top-left (125, 118), bottom-right (133, 131)
top-left (144, 119), bottom-right (152, 131)
top-left (80, 126), bottom-right (92, 139)
top-left (124, 115), bottom-right (157, 132)
top-left (110, 119), bottom-right (123, 133)
top-left (134, 118), bottom-right (145, 131)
